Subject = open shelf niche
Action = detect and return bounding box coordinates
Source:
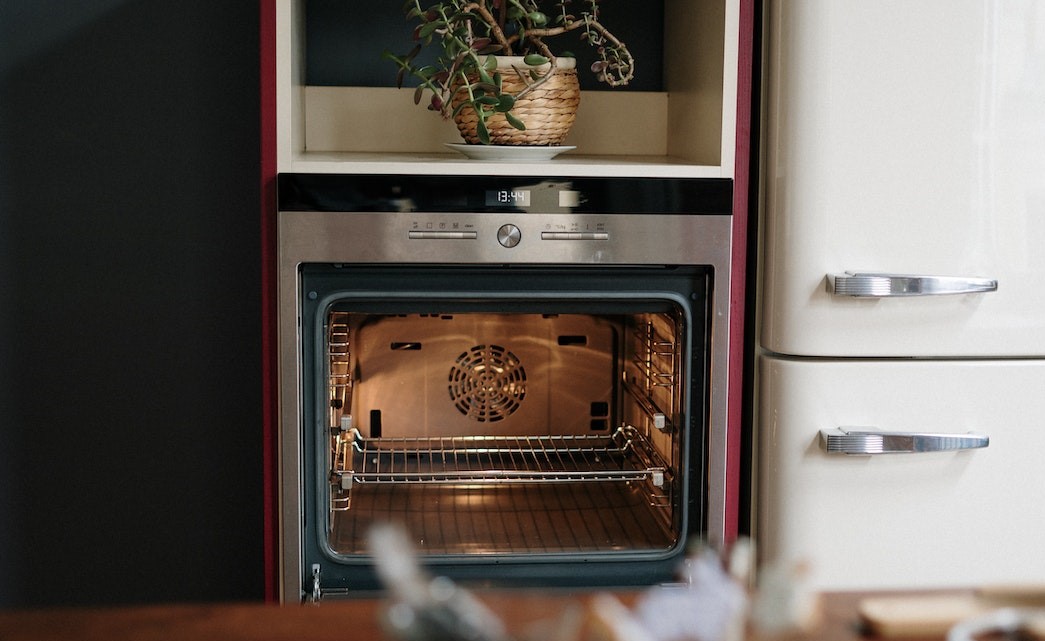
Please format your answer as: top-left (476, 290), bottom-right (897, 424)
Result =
top-left (276, 0), bottom-right (740, 177)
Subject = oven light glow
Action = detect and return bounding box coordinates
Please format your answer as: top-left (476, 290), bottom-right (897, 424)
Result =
top-left (452, 488), bottom-right (500, 501)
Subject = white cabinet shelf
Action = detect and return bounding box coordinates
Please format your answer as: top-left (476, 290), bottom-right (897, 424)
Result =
top-left (276, 0), bottom-right (741, 177)
top-left (285, 151), bottom-right (730, 179)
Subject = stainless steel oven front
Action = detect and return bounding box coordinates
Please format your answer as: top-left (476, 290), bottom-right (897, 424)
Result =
top-left (277, 174), bottom-right (733, 601)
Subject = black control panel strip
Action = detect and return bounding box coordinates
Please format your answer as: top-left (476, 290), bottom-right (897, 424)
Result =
top-left (278, 174), bottom-right (733, 216)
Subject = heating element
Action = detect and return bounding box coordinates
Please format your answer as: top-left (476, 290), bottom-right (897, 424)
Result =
top-left (277, 174), bottom-right (733, 600)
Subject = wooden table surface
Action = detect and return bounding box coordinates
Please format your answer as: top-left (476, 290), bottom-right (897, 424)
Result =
top-left (0, 590), bottom-right (977, 641)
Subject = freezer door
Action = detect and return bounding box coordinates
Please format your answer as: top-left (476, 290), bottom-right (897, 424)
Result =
top-left (757, 355), bottom-right (1045, 590)
top-left (762, 1), bottom-right (1045, 357)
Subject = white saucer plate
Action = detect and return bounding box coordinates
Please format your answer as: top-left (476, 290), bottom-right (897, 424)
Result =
top-left (445, 143), bottom-right (576, 161)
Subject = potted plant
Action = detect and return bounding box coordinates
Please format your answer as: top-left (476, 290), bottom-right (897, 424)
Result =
top-left (385, 0), bottom-right (635, 146)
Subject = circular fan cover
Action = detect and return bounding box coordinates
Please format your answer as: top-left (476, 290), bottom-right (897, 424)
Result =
top-left (448, 344), bottom-right (527, 422)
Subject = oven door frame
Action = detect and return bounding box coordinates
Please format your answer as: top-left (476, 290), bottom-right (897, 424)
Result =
top-left (302, 270), bottom-right (704, 594)
top-left (277, 210), bottom-right (733, 601)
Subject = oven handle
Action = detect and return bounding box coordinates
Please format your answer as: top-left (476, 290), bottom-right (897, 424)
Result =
top-left (827, 272), bottom-right (998, 297)
top-left (819, 428), bottom-right (990, 455)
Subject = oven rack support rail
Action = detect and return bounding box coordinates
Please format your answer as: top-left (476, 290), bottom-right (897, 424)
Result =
top-left (625, 315), bottom-right (681, 433)
top-left (331, 425), bottom-right (669, 490)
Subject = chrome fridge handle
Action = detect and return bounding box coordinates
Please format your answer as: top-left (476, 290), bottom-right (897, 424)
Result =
top-left (819, 428), bottom-right (989, 455)
top-left (828, 272), bottom-right (998, 297)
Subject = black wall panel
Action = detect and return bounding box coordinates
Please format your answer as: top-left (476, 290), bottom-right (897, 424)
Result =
top-left (306, 0), bottom-right (665, 91)
top-left (0, 0), bottom-right (263, 606)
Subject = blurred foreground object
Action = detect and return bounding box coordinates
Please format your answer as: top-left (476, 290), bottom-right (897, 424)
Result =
top-left (369, 523), bottom-right (511, 641)
top-left (369, 529), bottom-right (821, 641)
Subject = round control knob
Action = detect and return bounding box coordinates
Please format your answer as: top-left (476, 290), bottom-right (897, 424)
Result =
top-left (497, 224), bottom-right (522, 248)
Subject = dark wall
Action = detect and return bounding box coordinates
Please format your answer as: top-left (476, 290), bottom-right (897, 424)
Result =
top-left (305, 0), bottom-right (664, 91)
top-left (0, 1), bottom-right (263, 606)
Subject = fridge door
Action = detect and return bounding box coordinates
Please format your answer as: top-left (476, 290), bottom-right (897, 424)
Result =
top-left (757, 355), bottom-right (1045, 589)
top-left (762, 1), bottom-right (1045, 357)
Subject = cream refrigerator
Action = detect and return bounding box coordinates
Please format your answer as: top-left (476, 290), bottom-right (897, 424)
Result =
top-left (758, 0), bottom-right (1045, 589)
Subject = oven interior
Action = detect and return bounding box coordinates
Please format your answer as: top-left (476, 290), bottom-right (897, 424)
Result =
top-left (300, 265), bottom-right (710, 588)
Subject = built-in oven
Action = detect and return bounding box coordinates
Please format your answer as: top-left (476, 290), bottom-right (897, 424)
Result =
top-left (276, 174), bottom-right (733, 601)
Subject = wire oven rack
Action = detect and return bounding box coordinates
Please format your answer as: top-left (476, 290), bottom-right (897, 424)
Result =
top-left (331, 425), bottom-right (669, 494)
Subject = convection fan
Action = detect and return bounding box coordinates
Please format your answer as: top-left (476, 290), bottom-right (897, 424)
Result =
top-left (447, 344), bottom-right (527, 422)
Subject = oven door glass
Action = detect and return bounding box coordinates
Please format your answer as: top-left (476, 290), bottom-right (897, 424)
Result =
top-left (300, 265), bottom-right (710, 586)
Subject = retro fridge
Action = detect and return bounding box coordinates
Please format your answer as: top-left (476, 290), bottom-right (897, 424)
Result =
top-left (757, 1), bottom-right (1045, 589)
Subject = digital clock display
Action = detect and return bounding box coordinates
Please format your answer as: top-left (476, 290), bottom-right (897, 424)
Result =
top-left (485, 189), bottom-right (531, 207)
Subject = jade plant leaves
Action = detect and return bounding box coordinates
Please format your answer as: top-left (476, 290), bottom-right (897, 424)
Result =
top-left (389, 0), bottom-right (636, 143)
top-left (494, 94), bottom-right (515, 112)
top-left (504, 112), bottom-right (526, 132)
top-left (522, 53), bottom-right (549, 66)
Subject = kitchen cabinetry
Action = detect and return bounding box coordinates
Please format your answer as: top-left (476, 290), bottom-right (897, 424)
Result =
top-left (270, 0), bottom-right (747, 178)
top-left (260, 0), bottom-right (755, 601)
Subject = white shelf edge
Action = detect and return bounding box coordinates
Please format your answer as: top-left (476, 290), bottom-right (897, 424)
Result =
top-left (286, 152), bottom-right (728, 179)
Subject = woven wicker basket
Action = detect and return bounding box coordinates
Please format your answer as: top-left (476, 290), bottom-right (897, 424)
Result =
top-left (451, 56), bottom-right (580, 146)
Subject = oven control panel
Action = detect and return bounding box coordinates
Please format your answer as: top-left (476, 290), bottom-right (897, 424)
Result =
top-left (406, 216), bottom-right (612, 250)
top-left (385, 211), bottom-right (734, 265)
top-left (280, 211), bottom-right (729, 265)
top-left (278, 174), bottom-right (732, 263)
top-left (407, 230), bottom-right (478, 240)
top-left (541, 231), bottom-right (610, 241)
